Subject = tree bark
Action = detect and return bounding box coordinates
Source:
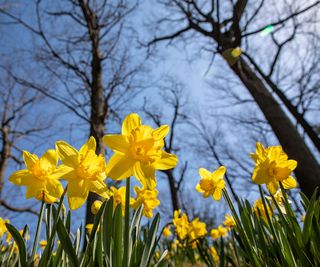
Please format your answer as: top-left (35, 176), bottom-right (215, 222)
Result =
top-left (244, 54), bottom-right (320, 152)
top-left (0, 125), bottom-right (10, 196)
top-left (79, 0), bottom-right (107, 226)
top-left (228, 56), bottom-right (320, 198)
top-left (164, 169), bottom-right (180, 212)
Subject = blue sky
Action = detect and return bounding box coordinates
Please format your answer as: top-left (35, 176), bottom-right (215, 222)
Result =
top-left (1, 0), bottom-right (316, 242)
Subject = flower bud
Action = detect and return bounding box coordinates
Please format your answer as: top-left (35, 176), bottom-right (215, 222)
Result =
top-left (91, 200), bottom-right (102, 215)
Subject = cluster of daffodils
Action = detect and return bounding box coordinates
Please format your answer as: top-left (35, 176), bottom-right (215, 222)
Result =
top-left (5, 111), bottom-right (304, 266)
top-left (163, 211), bottom-right (208, 262)
top-left (161, 141), bottom-right (299, 265)
top-left (170, 210), bottom-right (207, 248)
top-left (0, 217), bottom-right (30, 255)
top-left (194, 141), bottom-right (298, 220)
top-left (8, 114), bottom-right (178, 220)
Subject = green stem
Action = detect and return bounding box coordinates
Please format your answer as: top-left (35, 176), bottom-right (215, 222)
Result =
top-left (39, 186), bottom-right (68, 266)
top-left (31, 200), bottom-right (45, 262)
top-left (123, 177), bottom-right (131, 267)
top-left (46, 204), bottom-right (52, 240)
top-left (258, 186), bottom-right (278, 242)
top-left (223, 189), bottom-right (259, 266)
top-left (279, 182), bottom-right (295, 218)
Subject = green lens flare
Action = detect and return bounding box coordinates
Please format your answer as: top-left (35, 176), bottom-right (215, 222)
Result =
top-left (261, 25), bottom-right (274, 36)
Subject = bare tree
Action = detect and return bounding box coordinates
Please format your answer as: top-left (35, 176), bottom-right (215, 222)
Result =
top-left (143, 77), bottom-right (189, 213)
top-left (147, 0), bottom-right (320, 198)
top-left (0, 66), bottom-right (51, 217)
top-left (0, 0), bottom-right (143, 225)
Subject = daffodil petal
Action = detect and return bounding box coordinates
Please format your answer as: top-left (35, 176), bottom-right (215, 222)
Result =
top-left (79, 136), bottom-right (96, 156)
top-left (256, 142), bottom-right (265, 156)
top-left (154, 151), bottom-right (178, 170)
top-left (68, 196), bottom-right (88, 210)
top-left (51, 165), bottom-right (73, 179)
top-left (212, 189), bottom-right (222, 201)
top-left (195, 183), bottom-right (203, 193)
top-left (67, 180), bottom-right (88, 210)
top-left (23, 151), bottom-right (38, 170)
top-left (216, 179), bottom-right (225, 189)
top-left (88, 180), bottom-right (108, 198)
top-left (287, 160), bottom-right (297, 171)
top-left (282, 176), bottom-right (297, 189)
top-left (122, 113), bottom-right (142, 135)
top-left (153, 125), bottom-right (169, 140)
top-left (26, 185), bottom-right (42, 200)
top-left (252, 167), bottom-right (269, 184)
top-left (103, 134), bottom-right (129, 154)
top-left (212, 166), bottom-right (226, 180)
top-left (267, 180), bottom-right (279, 194)
top-left (56, 141), bottom-right (79, 167)
top-left (8, 170), bottom-right (31, 186)
top-left (106, 153), bottom-right (135, 180)
top-left (42, 194), bottom-right (57, 204)
top-left (46, 179), bottom-right (64, 198)
top-left (133, 161), bottom-right (156, 189)
top-left (199, 168), bottom-right (211, 179)
top-left (41, 149), bottom-right (58, 169)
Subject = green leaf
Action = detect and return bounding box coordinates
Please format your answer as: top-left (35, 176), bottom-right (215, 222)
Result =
top-left (123, 177), bottom-right (131, 267)
top-left (95, 229), bottom-right (103, 267)
top-left (56, 219), bottom-right (79, 266)
top-left (112, 203), bottom-right (123, 267)
top-left (139, 213), bottom-right (160, 267)
top-left (103, 196), bottom-right (114, 258)
top-left (5, 223), bottom-right (27, 267)
top-left (89, 201), bottom-right (106, 243)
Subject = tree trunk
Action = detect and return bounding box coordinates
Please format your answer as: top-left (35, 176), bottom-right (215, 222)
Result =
top-left (0, 125), bottom-right (10, 197)
top-left (164, 169), bottom-right (180, 212)
top-left (79, 0), bottom-right (107, 226)
top-left (245, 54), bottom-right (320, 152)
top-left (227, 56), bottom-right (320, 198)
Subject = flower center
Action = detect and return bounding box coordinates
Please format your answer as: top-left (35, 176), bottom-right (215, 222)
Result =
top-left (267, 161), bottom-right (278, 178)
top-left (76, 163), bottom-right (90, 178)
top-left (76, 152), bottom-right (105, 180)
top-left (32, 162), bottom-right (52, 180)
top-left (200, 179), bottom-right (215, 192)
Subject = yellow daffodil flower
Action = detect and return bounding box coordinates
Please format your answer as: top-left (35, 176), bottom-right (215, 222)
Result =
top-left (266, 190), bottom-right (291, 214)
top-left (252, 198), bottom-right (273, 221)
top-left (250, 142), bottom-right (297, 194)
top-left (210, 225), bottom-right (228, 240)
top-left (19, 229), bottom-right (30, 241)
top-left (0, 217), bottom-right (9, 238)
top-left (188, 218), bottom-right (207, 241)
top-left (56, 137), bottom-right (108, 210)
top-left (9, 150), bottom-right (68, 203)
top-left (223, 214), bottom-right (236, 229)
top-left (103, 113), bottom-right (178, 188)
top-left (209, 246), bottom-right (220, 263)
top-left (85, 224), bottom-right (100, 235)
top-left (188, 218), bottom-right (207, 248)
top-left (173, 210), bottom-right (190, 240)
top-left (171, 239), bottom-right (181, 250)
top-left (163, 226), bottom-right (172, 238)
top-left (108, 186), bottom-right (129, 216)
top-left (39, 240), bottom-right (47, 250)
top-left (91, 200), bottom-right (103, 215)
top-left (301, 214), bottom-right (305, 222)
top-left (131, 186), bottom-right (160, 218)
top-left (86, 224), bottom-right (93, 235)
top-left (34, 254), bottom-right (40, 262)
top-left (196, 166), bottom-right (226, 201)
top-left (6, 229), bottom-right (27, 247)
